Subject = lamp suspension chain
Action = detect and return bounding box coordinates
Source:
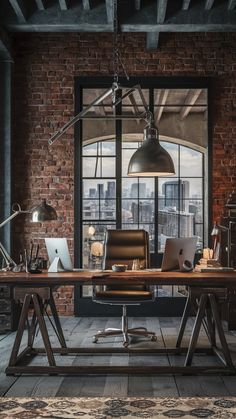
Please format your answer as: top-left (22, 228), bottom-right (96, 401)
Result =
top-left (113, 0), bottom-right (119, 85)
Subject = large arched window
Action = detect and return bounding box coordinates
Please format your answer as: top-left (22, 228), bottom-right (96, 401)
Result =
top-left (75, 78), bottom-right (209, 312)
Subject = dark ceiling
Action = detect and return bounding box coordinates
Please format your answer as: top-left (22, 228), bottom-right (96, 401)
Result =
top-left (0, 0), bottom-right (236, 50)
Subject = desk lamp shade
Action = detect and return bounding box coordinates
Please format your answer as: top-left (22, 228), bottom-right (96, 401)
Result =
top-left (127, 125), bottom-right (175, 177)
top-left (32, 199), bottom-right (57, 222)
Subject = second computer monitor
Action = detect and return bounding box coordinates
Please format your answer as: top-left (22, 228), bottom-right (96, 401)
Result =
top-left (45, 238), bottom-right (73, 272)
top-left (161, 237), bottom-right (198, 271)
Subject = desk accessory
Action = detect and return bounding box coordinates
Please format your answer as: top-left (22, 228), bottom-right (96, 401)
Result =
top-left (112, 264), bottom-right (128, 272)
top-left (26, 244), bottom-right (42, 274)
top-left (0, 200), bottom-right (57, 271)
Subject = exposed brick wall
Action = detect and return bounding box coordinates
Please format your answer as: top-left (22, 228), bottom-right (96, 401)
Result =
top-left (11, 32), bottom-right (236, 315)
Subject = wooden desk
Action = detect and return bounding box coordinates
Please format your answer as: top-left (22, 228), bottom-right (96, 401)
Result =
top-left (1, 270), bottom-right (236, 376)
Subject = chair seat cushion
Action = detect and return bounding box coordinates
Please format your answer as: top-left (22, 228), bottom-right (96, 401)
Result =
top-left (94, 289), bottom-right (153, 302)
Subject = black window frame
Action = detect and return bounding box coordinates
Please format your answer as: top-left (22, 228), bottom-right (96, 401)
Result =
top-left (74, 76), bottom-right (212, 316)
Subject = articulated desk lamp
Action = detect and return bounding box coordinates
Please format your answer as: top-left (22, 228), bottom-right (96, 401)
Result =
top-left (0, 199), bottom-right (57, 271)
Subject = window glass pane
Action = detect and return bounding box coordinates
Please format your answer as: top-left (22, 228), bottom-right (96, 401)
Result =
top-left (179, 212), bottom-right (195, 237)
top-left (122, 141), bottom-right (140, 149)
top-left (195, 224), bottom-right (204, 249)
top-left (180, 146), bottom-right (203, 177)
top-left (122, 178), bottom-right (154, 199)
top-left (83, 120), bottom-right (115, 144)
top-left (160, 142), bottom-right (179, 176)
top-left (122, 224), bottom-right (139, 230)
top-left (139, 200), bottom-right (154, 223)
top-left (139, 224), bottom-right (155, 252)
top-left (83, 200), bottom-right (116, 220)
top-left (83, 157), bottom-right (97, 177)
top-left (158, 177), bottom-right (179, 197)
top-left (158, 210), bottom-right (179, 247)
top-left (122, 148), bottom-right (137, 176)
top-left (102, 141), bottom-right (116, 155)
top-left (83, 88), bottom-right (113, 106)
top-left (122, 200), bottom-right (138, 223)
top-left (181, 178), bottom-right (202, 199)
top-left (122, 178), bottom-right (139, 198)
top-left (83, 180), bottom-right (116, 199)
top-left (83, 143), bottom-right (98, 156)
top-left (100, 200), bottom-right (116, 220)
top-left (83, 200), bottom-right (99, 220)
top-left (192, 200), bottom-right (203, 223)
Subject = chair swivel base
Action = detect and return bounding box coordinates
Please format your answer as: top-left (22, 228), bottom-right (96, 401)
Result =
top-left (92, 305), bottom-right (157, 348)
top-left (93, 327), bottom-right (157, 348)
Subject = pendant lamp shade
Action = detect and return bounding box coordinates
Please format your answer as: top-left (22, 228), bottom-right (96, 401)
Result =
top-left (127, 126), bottom-right (175, 177)
top-left (31, 199), bottom-right (57, 222)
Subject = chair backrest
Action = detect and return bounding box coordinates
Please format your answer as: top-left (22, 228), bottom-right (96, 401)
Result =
top-left (103, 229), bottom-right (150, 270)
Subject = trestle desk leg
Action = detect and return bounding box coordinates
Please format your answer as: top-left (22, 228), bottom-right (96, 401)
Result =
top-left (185, 294), bottom-right (207, 366)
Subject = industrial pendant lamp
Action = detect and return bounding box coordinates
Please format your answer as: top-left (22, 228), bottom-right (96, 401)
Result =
top-left (47, 0), bottom-right (174, 180)
top-left (127, 124), bottom-right (175, 177)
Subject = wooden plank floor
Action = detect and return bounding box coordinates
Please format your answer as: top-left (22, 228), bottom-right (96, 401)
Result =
top-left (1, 316), bottom-right (236, 397)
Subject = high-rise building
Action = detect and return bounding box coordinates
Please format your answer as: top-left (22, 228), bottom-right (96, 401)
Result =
top-left (162, 180), bottom-right (190, 212)
top-left (131, 182), bottom-right (146, 198)
top-left (89, 188), bottom-right (96, 198)
top-left (97, 183), bottom-right (104, 198)
top-left (106, 181), bottom-right (116, 199)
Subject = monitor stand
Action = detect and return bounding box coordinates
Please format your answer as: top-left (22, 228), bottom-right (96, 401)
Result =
top-left (48, 257), bottom-right (65, 273)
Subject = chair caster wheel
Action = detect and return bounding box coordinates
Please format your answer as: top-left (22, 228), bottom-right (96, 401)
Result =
top-left (151, 335), bottom-right (157, 342)
top-left (123, 341), bottom-right (129, 348)
top-left (93, 336), bottom-right (98, 343)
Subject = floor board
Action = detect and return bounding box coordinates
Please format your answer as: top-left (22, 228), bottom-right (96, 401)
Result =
top-left (1, 316), bottom-right (236, 397)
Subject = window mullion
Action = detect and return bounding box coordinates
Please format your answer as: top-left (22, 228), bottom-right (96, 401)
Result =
top-left (116, 90), bottom-right (122, 229)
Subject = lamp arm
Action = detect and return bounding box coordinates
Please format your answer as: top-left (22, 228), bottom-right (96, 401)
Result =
top-left (0, 242), bottom-right (17, 268)
top-left (48, 83), bottom-right (153, 146)
top-left (0, 204), bottom-right (30, 229)
top-left (0, 203), bottom-right (30, 269)
top-left (48, 86), bottom-right (115, 146)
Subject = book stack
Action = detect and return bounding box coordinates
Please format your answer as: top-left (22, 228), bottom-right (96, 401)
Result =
top-left (195, 258), bottom-right (234, 272)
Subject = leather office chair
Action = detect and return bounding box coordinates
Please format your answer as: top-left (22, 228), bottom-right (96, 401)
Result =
top-left (93, 229), bottom-right (157, 347)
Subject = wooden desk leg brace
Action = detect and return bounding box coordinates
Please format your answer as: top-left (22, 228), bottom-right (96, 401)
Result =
top-left (8, 289), bottom-right (66, 369)
top-left (176, 290), bottom-right (234, 369)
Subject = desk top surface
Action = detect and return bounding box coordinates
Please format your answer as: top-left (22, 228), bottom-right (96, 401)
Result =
top-left (0, 270), bottom-right (236, 287)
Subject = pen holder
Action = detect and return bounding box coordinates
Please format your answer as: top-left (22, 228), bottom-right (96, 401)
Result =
top-left (26, 260), bottom-right (42, 274)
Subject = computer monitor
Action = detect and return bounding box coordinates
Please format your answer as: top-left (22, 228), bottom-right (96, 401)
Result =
top-left (45, 238), bottom-right (73, 272)
top-left (161, 237), bottom-right (198, 271)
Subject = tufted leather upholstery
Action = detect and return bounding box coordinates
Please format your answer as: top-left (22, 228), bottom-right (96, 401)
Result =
top-left (103, 229), bottom-right (150, 270)
top-left (93, 229), bottom-right (154, 303)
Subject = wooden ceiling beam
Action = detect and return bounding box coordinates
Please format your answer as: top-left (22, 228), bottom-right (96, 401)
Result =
top-left (146, 32), bottom-right (160, 49)
top-left (157, 0), bottom-right (168, 23)
top-left (182, 0), bottom-right (191, 10)
top-left (105, 0), bottom-right (113, 24)
top-left (135, 0), bottom-right (141, 10)
top-left (82, 0), bottom-right (91, 10)
top-left (35, 0), bottom-right (47, 10)
top-left (146, 0), bottom-right (168, 50)
top-left (155, 89), bottom-right (169, 122)
top-left (121, 23), bottom-right (236, 32)
top-left (58, 0), bottom-right (69, 11)
top-left (3, 2), bottom-right (236, 33)
top-left (205, 0), bottom-right (215, 9)
top-left (0, 29), bottom-right (12, 60)
top-left (9, 0), bottom-right (27, 23)
top-left (179, 89), bottom-right (202, 120)
top-left (228, 0), bottom-right (236, 10)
